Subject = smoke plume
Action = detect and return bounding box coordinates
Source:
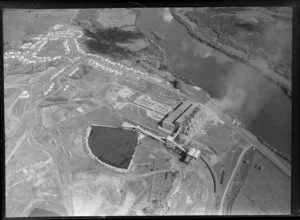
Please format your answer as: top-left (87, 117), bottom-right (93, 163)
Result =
top-left (214, 63), bottom-right (276, 126)
top-left (213, 12), bottom-right (292, 126)
top-left (159, 8), bottom-right (174, 23)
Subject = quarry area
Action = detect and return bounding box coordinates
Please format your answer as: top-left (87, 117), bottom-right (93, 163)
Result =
top-left (4, 8), bottom-right (291, 216)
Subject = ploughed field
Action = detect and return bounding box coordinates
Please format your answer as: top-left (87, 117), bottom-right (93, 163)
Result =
top-left (87, 125), bottom-right (138, 169)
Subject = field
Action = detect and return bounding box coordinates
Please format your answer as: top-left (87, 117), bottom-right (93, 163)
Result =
top-left (150, 171), bottom-right (179, 208)
top-left (3, 9), bottom-right (77, 44)
top-left (166, 168), bottom-right (213, 215)
top-left (220, 146), bottom-right (244, 193)
top-left (96, 8), bottom-right (137, 29)
top-left (222, 147), bottom-right (255, 214)
top-left (38, 40), bottom-right (65, 57)
top-left (230, 150), bottom-right (290, 215)
top-left (118, 104), bottom-right (161, 132)
top-left (117, 76), bottom-right (152, 94)
top-left (132, 141), bottom-right (172, 175)
top-left (84, 106), bottom-right (123, 127)
top-left (194, 123), bottom-right (248, 157)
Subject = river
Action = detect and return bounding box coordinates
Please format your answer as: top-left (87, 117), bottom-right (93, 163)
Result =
top-left (136, 8), bottom-right (291, 159)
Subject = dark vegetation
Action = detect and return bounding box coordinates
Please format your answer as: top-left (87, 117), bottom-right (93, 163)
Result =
top-left (83, 27), bottom-right (143, 59)
top-left (28, 208), bottom-right (61, 217)
top-left (174, 7), bottom-right (292, 98)
top-left (171, 79), bottom-right (182, 89)
top-left (72, 9), bottom-right (144, 59)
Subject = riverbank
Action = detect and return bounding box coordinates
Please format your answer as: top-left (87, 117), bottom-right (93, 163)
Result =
top-left (78, 8), bottom-right (290, 166)
top-left (165, 8), bottom-right (291, 165)
top-left (169, 8), bottom-right (291, 99)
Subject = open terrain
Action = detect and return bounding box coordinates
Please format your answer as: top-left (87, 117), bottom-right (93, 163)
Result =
top-left (4, 8), bottom-right (291, 216)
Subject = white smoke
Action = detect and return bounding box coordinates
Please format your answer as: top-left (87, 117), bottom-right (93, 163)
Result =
top-left (180, 38), bottom-right (189, 52)
top-left (193, 41), bottom-right (212, 59)
top-left (213, 12), bottom-right (292, 125)
top-left (159, 8), bottom-right (174, 23)
top-left (214, 63), bottom-right (275, 126)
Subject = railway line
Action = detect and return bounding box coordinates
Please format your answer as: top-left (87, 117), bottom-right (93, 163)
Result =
top-left (218, 145), bottom-right (254, 215)
top-left (223, 146), bottom-right (255, 215)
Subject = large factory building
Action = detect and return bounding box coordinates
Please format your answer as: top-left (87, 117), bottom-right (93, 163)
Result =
top-left (160, 100), bottom-right (198, 133)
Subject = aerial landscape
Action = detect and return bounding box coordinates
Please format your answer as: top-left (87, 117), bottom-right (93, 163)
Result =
top-left (4, 7), bottom-right (291, 216)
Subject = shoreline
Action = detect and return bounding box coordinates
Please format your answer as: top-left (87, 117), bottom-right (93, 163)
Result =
top-left (135, 9), bottom-right (291, 166)
top-left (169, 8), bottom-right (291, 99)
top-left (165, 8), bottom-right (291, 166)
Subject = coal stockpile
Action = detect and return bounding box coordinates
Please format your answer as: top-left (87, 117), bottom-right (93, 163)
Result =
top-left (88, 125), bottom-right (138, 169)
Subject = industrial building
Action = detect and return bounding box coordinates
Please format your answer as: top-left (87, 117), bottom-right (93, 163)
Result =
top-left (184, 148), bottom-right (201, 163)
top-left (160, 100), bottom-right (195, 132)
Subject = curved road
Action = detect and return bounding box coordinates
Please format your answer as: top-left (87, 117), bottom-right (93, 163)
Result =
top-left (218, 145), bottom-right (253, 215)
top-left (227, 148), bottom-right (254, 215)
top-left (233, 125), bottom-right (290, 177)
top-left (209, 103), bottom-right (291, 177)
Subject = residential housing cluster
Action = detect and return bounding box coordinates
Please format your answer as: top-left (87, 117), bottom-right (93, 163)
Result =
top-left (4, 23), bottom-right (84, 66)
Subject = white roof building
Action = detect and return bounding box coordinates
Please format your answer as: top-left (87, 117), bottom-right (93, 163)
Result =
top-left (187, 148), bottom-right (201, 159)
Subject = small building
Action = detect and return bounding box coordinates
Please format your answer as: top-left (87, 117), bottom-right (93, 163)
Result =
top-left (184, 148), bottom-right (201, 163)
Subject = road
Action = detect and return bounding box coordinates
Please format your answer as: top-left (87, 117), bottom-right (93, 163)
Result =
top-left (231, 125), bottom-right (290, 177)
top-left (227, 148), bottom-right (254, 215)
top-left (209, 102), bottom-right (291, 177)
top-left (200, 156), bottom-right (219, 195)
top-left (5, 131), bottom-right (27, 166)
top-left (124, 168), bottom-right (177, 180)
top-left (218, 145), bottom-right (253, 215)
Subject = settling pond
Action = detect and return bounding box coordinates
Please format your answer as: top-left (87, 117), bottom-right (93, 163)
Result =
top-left (28, 208), bottom-right (61, 217)
top-left (87, 125), bottom-right (138, 170)
top-left (137, 8), bottom-right (291, 159)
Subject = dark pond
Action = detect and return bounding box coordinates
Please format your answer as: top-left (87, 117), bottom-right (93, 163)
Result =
top-left (137, 8), bottom-right (291, 158)
top-left (88, 125), bottom-right (138, 169)
top-left (28, 208), bottom-right (61, 217)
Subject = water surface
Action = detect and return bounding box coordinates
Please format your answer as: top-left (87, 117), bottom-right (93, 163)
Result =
top-left (28, 208), bottom-right (60, 217)
top-left (88, 125), bottom-right (138, 169)
top-left (137, 8), bottom-right (291, 158)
